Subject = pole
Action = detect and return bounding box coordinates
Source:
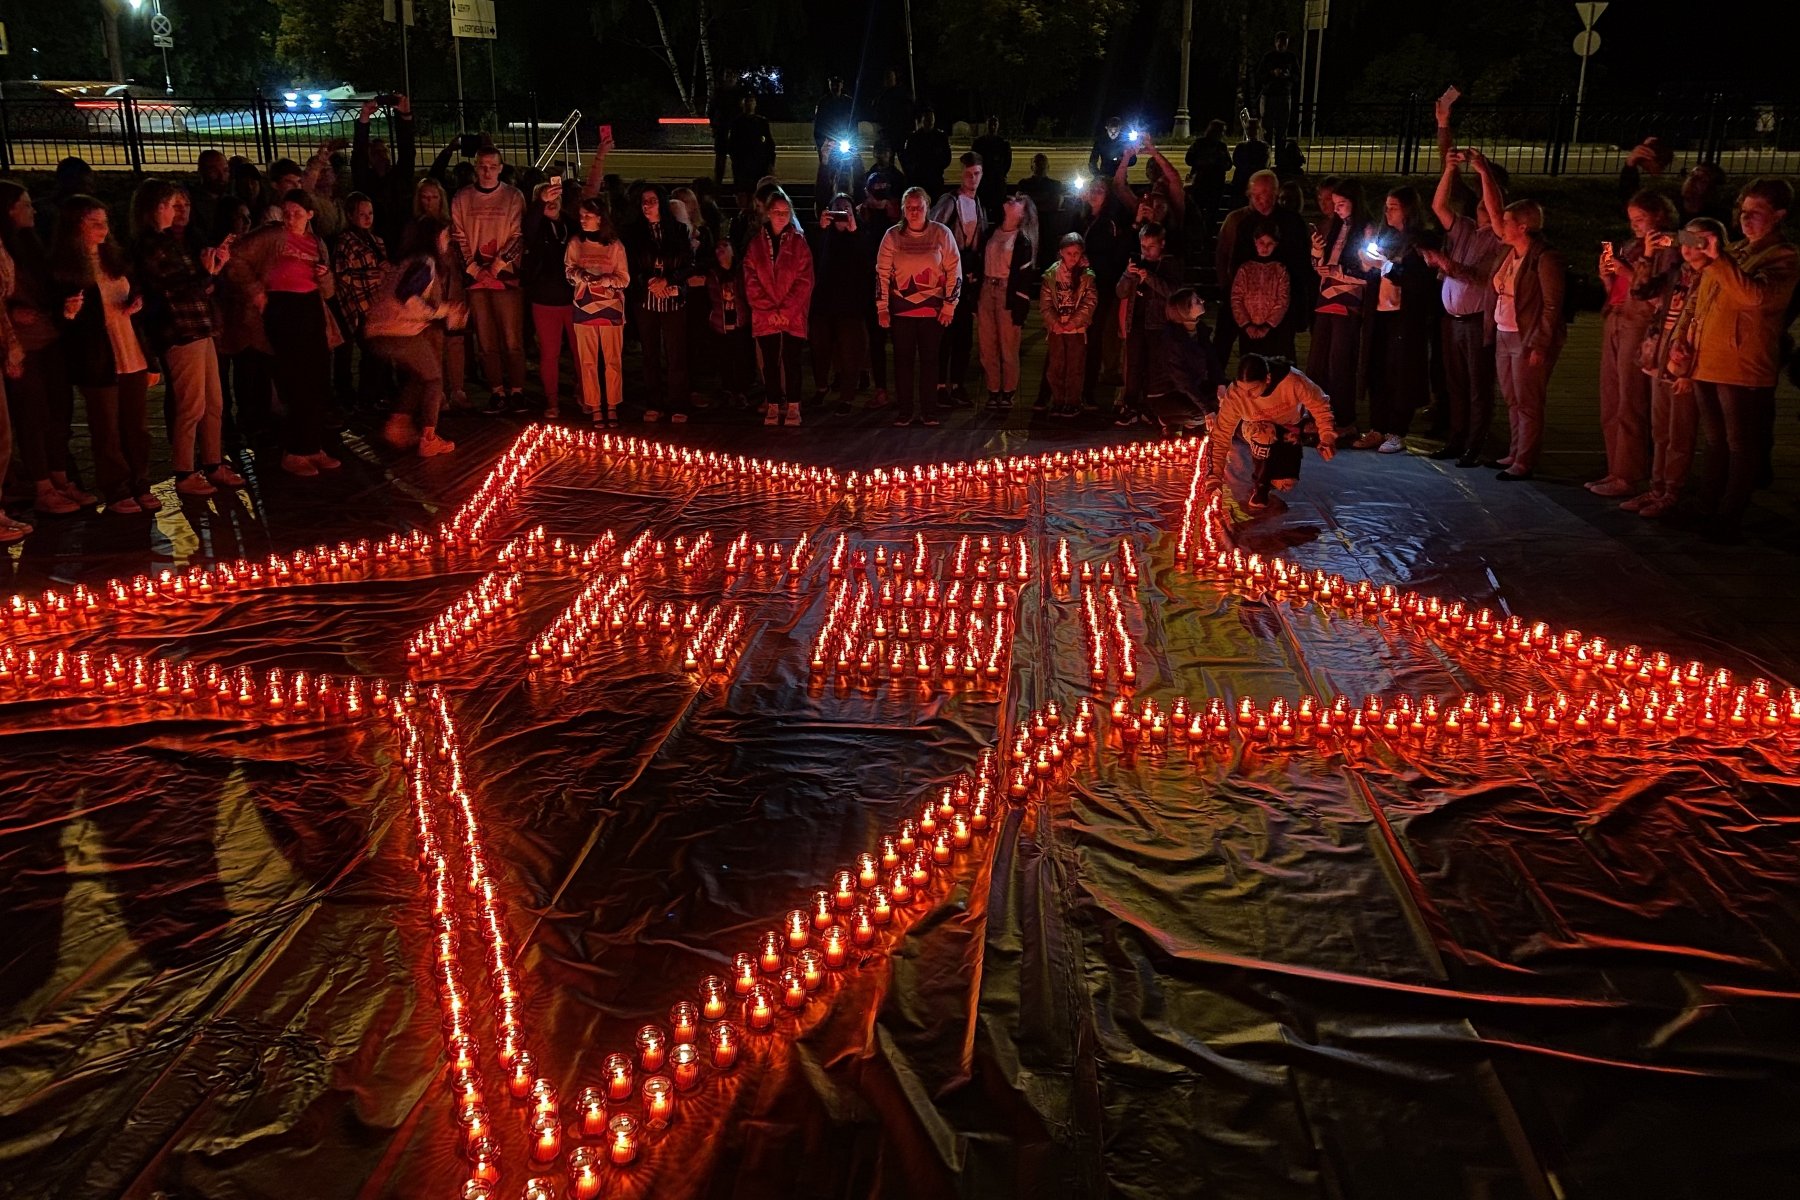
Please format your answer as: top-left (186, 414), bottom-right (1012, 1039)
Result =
top-left (488, 42), bottom-right (498, 134)
top-left (401, 16), bottom-right (411, 98)
top-left (455, 37), bottom-right (465, 128)
top-left (1572, 51), bottom-right (1589, 145)
top-left (1171, 0), bottom-right (1193, 139)
top-left (1296, 25), bottom-right (1309, 140)
top-left (1309, 23), bottom-right (1324, 138)
top-left (903, 0), bottom-right (916, 99)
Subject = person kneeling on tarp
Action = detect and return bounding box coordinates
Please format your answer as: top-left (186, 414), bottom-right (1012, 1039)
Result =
top-left (1205, 353), bottom-right (1336, 511)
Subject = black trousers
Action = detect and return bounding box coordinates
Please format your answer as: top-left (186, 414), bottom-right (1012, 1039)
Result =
top-left (811, 315), bottom-right (867, 400)
top-left (264, 292), bottom-right (331, 456)
top-left (634, 304), bottom-right (690, 414)
top-left (1369, 309), bottom-right (1428, 437)
top-left (937, 282), bottom-right (976, 391)
top-left (1306, 311), bottom-right (1362, 431)
top-left (757, 332), bottom-right (806, 410)
top-left (891, 318), bottom-right (944, 418)
top-left (1441, 313), bottom-right (1495, 455)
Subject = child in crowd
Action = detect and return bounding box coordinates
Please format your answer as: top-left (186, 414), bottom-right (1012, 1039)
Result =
top-left (1114, 221), bottom-right (1182, 427)
top-left (1207, 353), bottom-right (1337, 511)
top-left (704, 239), bottom-right (756, 409)
top-left (566, 198), bottom-right (630, 426)
top-left (1039, 232), bottom-right (1098, 417)
top-left (1230, 219), bottom-right (1292, 360)
top-left (1164, 288), bottom-right (1221, 430)
top-left (1630, 217), bottom-right (1726, 519)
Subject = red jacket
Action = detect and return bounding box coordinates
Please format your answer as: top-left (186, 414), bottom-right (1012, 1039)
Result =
top-left (743, 222), bottom-right (815, 339)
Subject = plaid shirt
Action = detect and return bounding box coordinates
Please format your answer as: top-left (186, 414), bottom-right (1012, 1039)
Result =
top-left (334, 228), bottom-right (388, 334)
top-left (135, 230), bottom-right (217, 347)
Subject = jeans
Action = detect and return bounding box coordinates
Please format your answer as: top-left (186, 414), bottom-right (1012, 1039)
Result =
top-left (1600, 306), bottom-right (1654, 483)
top-left (1046, 332), bottom-right (1087, 410)
top-left (82, 370), bottom-right (151, 501)
top-left (468, 286), bottom-right (526, 392)
top-left (890, 317), bottom-right (944, 418)
top-left (264, 292), bottom-right (331, 457)
top-left (531, 302), bottom-right (576, 408)
top-left (1494, 330), bottom-right (1553, 472)
top-left (1307, 311), bottom-right (1363, 432)
top-left (1692, 381), bottom-right (1773, 527)
top-left (633, 304), bottom-right (690, 414)
top-left (977, 282), bottom-right (1023, 393)
top-left (1083, 291), bottom-right (1120, 404)
top-left (1440, 313), bottom-right (1495, 456)
top-left (758, 332), bottom-right (807, 410)
top-left (574, 322), bottom-right (625, 415)
top-left (7, 344), bottom-right (75, 482)
top-left (370, 332), bottom-right (446, 428)
top-left (1648, 378), bottom-right (1698, 496)
top-left (163, 337), bottom-right (225, 472)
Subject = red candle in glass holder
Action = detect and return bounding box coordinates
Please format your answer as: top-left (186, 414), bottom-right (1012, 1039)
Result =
top-left (529, 1112), bottom-right (561, 1163)
top-left (508, 1051), bottom-right (535, 1098)
top-left (932, 829), bottom-right (954, 864)
top-left (888, 869), bottom-right (914, 906)
top-left (869, 886), bottom-right (893, 925)
top-left (856, 852), bottom-right (881, 889)
top-left (636, 1024), bottom-right (667, 1072)
top-left (642, 1074), bottom-right (675, 1129)
top-left (745, 982), bottom-right (777, 1031)
top-left (576, 1086), bottom-right (607, 1136)
top-left (780, 965), bottom-right (807, 1009)
top-left (758, 930), bottom-right (786, 974)
top-left (669, 1000), bottom-right (700, 1044)
top-left (459, 1101), bottom-right (490, 1147)
top-left (909, 851), bottom-right (933, 890)
top-left (796, 947), bottom-right (826, 990)
top-left (785, 908), bottom-right (811, 949)
top-left (603, 1051), bottom-right (634, 1101)
top-left (466, 1135), bottom-right (501, 1184)
top-left (528, 1077), bottom-right (558, 1120)
top-left (699, 975), bottom-right (730, 1020)
top-left (670, 1042), bottom-right (701, 1091)
top-left (822, 924), bottom-right (850, 968)
top-left (462, 1181), bottom-right (497, 1200)
top-left (832, 870), bottom-right (858, 911)
top-left (709, 1021), bottom-right (741, 1069)
top-left (733, 951), bottom-right (758, 994)
top-left (850, 904), bottom-right (876, 946)
top-left (607, 1112), bottom-right (640, 1165)
top-left (811, 889), bottom-right (836, 930)
top-left (897, 820), bottom-right (918, 854)
top-left (568, 1146), bottom-right (603, 1200)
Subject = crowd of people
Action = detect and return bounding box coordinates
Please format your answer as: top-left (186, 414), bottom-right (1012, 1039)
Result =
top-left (0, 80), bottom-right (1794, 545)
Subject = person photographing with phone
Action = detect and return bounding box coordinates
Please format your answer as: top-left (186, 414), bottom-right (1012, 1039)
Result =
top-left (353, 93), bottom-right (415, 256)
top-left (1587, 190), bottom-right (1681, 500)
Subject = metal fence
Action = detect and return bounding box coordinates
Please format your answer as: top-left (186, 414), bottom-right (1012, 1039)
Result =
top-left (3, 90), bottom-right (1798, 178)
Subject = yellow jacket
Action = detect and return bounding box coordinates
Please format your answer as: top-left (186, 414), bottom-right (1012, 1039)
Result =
top-left (1686, 234), bottom-right (1799, 388)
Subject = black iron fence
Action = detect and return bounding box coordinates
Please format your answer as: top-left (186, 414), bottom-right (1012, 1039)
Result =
top-left (2, 90), bottom-right (1797, 178)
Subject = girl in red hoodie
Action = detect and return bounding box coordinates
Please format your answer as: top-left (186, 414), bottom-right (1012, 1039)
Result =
top-left (742, 189), bottom-right (815, 427)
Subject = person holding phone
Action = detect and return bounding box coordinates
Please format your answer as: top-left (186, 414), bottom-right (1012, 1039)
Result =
top-left (50, 196), bottom-right (158, 511)
top-left (352, 93), bottom-right (416, 257)
top-left (523, 178), bottom-right (575, 418)
top-left (565, 199), bottom-right (630, 426)
top-left (624, 184), bottom-right (694, 422)
top-left (1588, 189), bottom-right (1681, 499)
top-left (1355, 187), bottom-right (1437, 455)
top-left (1307, 177), bottom-right (1377, 445)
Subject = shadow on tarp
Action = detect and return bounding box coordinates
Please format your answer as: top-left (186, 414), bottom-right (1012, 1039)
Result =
top-left (1, 424), bottom-right (1797, 1199)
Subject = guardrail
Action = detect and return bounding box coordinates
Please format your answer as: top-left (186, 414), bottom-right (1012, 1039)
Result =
top-left (2, 91), bottom-right (1797, 178)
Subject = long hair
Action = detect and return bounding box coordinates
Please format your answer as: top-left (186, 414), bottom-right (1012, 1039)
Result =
top-left (130, 178), bottom-right (181, 244)
top-left (49, 196), bottom-right (127, 286)
top-left (577, 197), bottom-right (617, 244)
top-left (413, 177), bottom-right (449, 221)
top-left (1006, 193), bottom-right (1040, 269)
top-left (0, 181), bottom-right (51, 286)
top-left (0, 180), bottom-right (31, 248)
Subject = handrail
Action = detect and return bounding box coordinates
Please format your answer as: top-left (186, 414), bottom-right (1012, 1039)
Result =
top-left (533, 108), bottom-right (582, 173)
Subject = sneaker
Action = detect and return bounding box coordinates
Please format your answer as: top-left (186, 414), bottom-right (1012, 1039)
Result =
top-left (57, 480), bottom-right (99, 506)
top-left (109, 496), bottom-right (144, 514)
top-left (0, 522), bottom-right (27, 546)
top-left (783, 403), bottom-right (802, 427)
top-left (986, 391), bottom-right (1001, 410)
top-left (643, 409), bottom-right (663, 423)
top-left (995, 391), bottom-right (1015, 412)
top-left (1352, 430), bottom-right (1385, 450)
top-left (869, 388), bottom-right (891, 409)
top-left (1587, 477), bottom-right (1632, 497)
top-left (207, 464), bottom-right (247, 487)
top-left (1246, 492), bottom-right (1270, 512)
top-left (310, 451), bottom-right (342, 471)
top-left (921, 414), bottom-right (941, 427)
top-left (1428, 445), bottom-right (1463, 461)
top-left (418, 430), bottom-right (456, 457)
top-left (950, 385), bottom-right (971, 408)
top-left (1455, 453), bottom-right (1484, 469)
top-left (0, 512), bottom-right (35, 536)
top-left (1619, 490), bottom-right (1656, 513)
top-left (176, 472), bottom-right (218, 497)
top-left (137, 492), bottom-right (163, 512)
top-left (1113, 412), bottom-right (1142, 428)
top-left (484, 390), bottom-right (509, 415)
top-left (1636, 493), bottom-right (1675, 519)
top-left (1377, 435), bottom-right (1406, 454)
top-left (892, 414), bottom-right (918, 427)
top-left (34, 486), bottom-right (80, 516)
top-left (670, 412), bottom-right (689, 424)
top-left (763, 404), bottom-right (781, 426)
top-left (281, 454), bottom-right (320, 477)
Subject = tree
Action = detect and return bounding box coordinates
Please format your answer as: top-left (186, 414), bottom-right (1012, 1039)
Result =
top-left (923, 0), bottom-right (1127, 125)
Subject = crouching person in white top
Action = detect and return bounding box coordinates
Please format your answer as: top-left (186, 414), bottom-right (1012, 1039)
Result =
top-left (1206, 353), bottom-right (1336, 511)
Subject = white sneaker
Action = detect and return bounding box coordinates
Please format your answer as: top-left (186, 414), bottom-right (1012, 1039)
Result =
top-left (783, 403), bottom-right (802, 427)
top-left (176, 473), bottom-right (217, 497)
top-left (643, 409), bottom-right (663, 422)
top-left (0, 513), bottom-right (34, 536)
top-left (1378, 435), bottom-right (1406, 454)
top-left (763, 404), bottom-right (780, 426)
top-left (670, 412), bottom-right (688, 424)
top-left (418, 430), bottom-right (456, 458)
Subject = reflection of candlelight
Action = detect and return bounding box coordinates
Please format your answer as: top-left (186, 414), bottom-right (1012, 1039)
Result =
top-left (636, 1024), bottom-right (667, 1072)
top-left (709, 1021), bottom-right (741, 1069)
top-left (568, 1146), bottom-right (603, 1200)
top-left (869, 886), bottom-right (893, 925)
top-left (603, 1051), bottom-right (634, 1101)
top-left (670, 1042), bottom-right (701, 1091)
top-left (669, 1000), bottom-right (699, 1045)
top-left (642, 1075), bottom-right (675, 1129)
top-left (857, 852), bottom-right (881, 889)
top-left (607, 1112), bottom-right (640, 1165)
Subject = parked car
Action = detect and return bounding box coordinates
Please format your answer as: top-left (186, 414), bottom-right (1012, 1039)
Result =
top-left (1, 80), bottom-right (189, 137)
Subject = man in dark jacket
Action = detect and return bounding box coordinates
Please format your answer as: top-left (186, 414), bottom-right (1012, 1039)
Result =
top-left (875, 69), bottom-right (914, 155)
top-left (1214, 169), bottom-right (1313, 357)
top-left (353, 95), bottom-right (417, 259)
top-left (727, 94), bottom-right (778, 198)
top-left (902, 109), bottom-right (952, 198)
top-left (813, 77), bottom-right (856, 151)
top-left (970, 116), bottom-right (1013, 219)
top-left (809, 195), bottom-right (874, 412)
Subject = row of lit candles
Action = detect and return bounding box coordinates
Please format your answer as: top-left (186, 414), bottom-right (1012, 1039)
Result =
top-left (0, 646), bottom-right (384, 718)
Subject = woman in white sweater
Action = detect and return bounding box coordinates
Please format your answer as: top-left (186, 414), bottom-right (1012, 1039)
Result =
top-left (1206, 353), bottom-right (1336, 510)
top-left (875, 186), bottom-right (961, 426)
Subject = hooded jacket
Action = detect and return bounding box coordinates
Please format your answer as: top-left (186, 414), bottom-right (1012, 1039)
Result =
top-left (742, 221), bottom-right (815, 338)
top-left (1208, 360), bottom-right (1336, 478)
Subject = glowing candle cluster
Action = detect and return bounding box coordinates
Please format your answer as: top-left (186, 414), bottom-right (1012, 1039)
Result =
top-left (807, 534), bottom-right (1030, 689)
top-left (0, 644), bottom-right (378, 722)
